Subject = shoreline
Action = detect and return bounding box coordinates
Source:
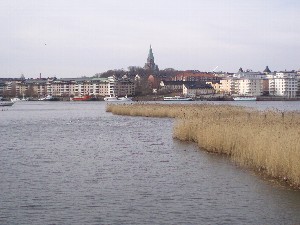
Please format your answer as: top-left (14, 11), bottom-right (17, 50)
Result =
top-left (2, 95), bottom-right (300, 102)
top-left (106, 103), bottom-right (300, 189)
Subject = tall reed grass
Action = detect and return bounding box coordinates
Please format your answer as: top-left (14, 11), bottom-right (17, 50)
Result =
top-left (106, 103), bottom-right (300, 188)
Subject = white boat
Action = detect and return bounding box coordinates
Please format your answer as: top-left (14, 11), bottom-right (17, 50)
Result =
top-left (163, 96), bottom-right (193, 101)
top-left (233, 96), bottom-right (257, 101)
top-left (0, 101), bottom-right (14, 106)
top-left (38, 95), bottom-right (54, 101)
top-left (117, 95), bottom-right (132, 101)
top-left (104, 95), bottom-right (132, 102)
top-left (11, 97), bottom-right (21, 102)
top-left (104, 95), bottom-right (119, 101)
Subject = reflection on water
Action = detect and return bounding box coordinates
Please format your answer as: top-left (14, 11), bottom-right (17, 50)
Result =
top-left (0, 101), bottom-right (300, 224)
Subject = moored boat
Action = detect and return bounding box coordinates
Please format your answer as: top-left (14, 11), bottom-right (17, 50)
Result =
top-left (163, 96), bottom-right (193, 101)
top-left (104, 95), bottom-right (118, 101)
top-left (11, 97), bottom-right (21, 102)
top-left (104, 95), bottom-right (132, 102)
top-left (70, 95), bottom-right (93, 101)
top-left (117, 95), bottom-right (132, 101)
top-left (38, 95), bottom-right (55, 101)
top-left (0, 101), bottom-right (14, 106)
top-left (233, 96), bottom-right (257, 101)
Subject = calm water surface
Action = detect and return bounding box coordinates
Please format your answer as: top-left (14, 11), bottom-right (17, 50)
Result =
top-left (1, 101), bottom-right (300, 225)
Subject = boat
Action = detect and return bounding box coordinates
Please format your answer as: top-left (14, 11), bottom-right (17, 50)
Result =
top-left (11, 97), bottom-right (21, 102)
top-left (0, 101), bottom-right (14, 106)
top-left (163, 96), bottom-right (193, 101)
top-left (117, 95), bottom-right (132, 101)
top-left (38, 95), bottom-right (54, 101)
top-left (70, 95), bottom-right (93, 101)
top-left (233, 96), bottom-right (257, 101)
top-left (104, 95), bottom-right (119, 101)
top-left (104, 95), bottom-right (132, 102)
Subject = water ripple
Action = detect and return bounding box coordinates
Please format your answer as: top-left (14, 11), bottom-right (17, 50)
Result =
top-left (0, 102), bottom-right (300, 225)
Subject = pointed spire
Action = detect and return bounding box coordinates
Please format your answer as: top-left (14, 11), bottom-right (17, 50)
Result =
top-left (144, 45), bottom-right (159, 73)
top-left (148, 44), bottom-right (154, 61)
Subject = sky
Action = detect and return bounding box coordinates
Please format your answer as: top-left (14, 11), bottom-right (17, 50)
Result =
top-left (0, 0), bottom-right (300, 78)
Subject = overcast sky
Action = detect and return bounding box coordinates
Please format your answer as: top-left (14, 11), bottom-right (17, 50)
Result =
top-left (1, 0), bottom-right (299, 78)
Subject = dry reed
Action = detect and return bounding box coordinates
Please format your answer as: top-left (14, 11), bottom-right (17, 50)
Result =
top-left (106, 102), bottom-right (300, 188)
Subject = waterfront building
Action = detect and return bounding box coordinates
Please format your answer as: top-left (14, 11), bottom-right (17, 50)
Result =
top-left (220, 77), bottom-right (263, 96)
top-left (160, 80), bottom-right (215, 96)
top-left (160, 80), bottom-right (187, 92)
top-left (0, 78), bottom-right (48, 97)
top-left (183, 82), bottom-right (215, 97)
top-left (23, 79), bottom-right (47, 97)
top-left (0, 81), bottom-right (5, 95)
top-left (206, 81), bottom-right (221, 94)
top-left (2, 80), bottom-right (15, 96)
top-left (220, 78), bottom-right (238, 95)
top-left (234, 69), bottom-right (266, 79)
top-left (236, 78), bottom-right (263, 96)
top-left (48, 78), bottom-right (108, 97)
top-left (220, 69), bottom-right (265, 96)
top-left (107, 76), bottom-right (135, 97)
top-left (273, 72), bottom-right (298, 97)
top-left (49, 79), bottom-right (72, 97)
top-left (115, 78), bottom-right (135, 97)
top-left (0, 76), bottom-right (135, 98)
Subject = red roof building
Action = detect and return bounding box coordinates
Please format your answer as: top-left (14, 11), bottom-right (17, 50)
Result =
top-left (173, 71), bottom-right (219, 82)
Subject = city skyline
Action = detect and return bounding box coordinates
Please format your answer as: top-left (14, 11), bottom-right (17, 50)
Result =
top-left (1, 0), bottom-right (299, 78)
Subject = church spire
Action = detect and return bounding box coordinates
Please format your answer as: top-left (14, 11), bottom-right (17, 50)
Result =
top-left (144, 45), bottom-right (159, 73)
top-left (148, 45), bottom-right (154, 61)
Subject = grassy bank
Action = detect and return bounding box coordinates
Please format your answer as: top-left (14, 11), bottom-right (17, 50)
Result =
top-left (106, 103), bottom-right (300, 188)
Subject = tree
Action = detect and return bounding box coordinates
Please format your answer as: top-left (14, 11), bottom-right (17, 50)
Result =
top-left (159, 68), bottom-right (180, 78)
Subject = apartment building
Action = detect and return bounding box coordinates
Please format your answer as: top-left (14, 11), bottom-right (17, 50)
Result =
top-left (183, 82), bottom-right (215, 97)
top-left (220, 71), bottom-right (264, 96)
top-left (271, 72), bottom-right (298, 97)
top-left (107, 76), bottom-right (135, 97)
top-left (0, 76), bottom-right (135, 98)
top-left (236, 78), bottom-right (263, 96)
top-left (220, 78), bottom-right (238, 95)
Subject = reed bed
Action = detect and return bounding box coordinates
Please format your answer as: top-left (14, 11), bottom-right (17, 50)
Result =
top-left (106, 102), bottom-right (300, 188)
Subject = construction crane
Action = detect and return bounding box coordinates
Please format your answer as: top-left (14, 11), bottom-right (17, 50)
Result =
top-left (212, 66), bottom-right (218, 72)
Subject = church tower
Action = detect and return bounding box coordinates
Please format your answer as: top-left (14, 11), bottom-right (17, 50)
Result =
top-left (144, 45), bottom-right (159, 73)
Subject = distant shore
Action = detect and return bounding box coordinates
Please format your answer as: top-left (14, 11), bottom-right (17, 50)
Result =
top-left (134, 95), bottom-right (300, 101)
top-left (2, 95), bottom-right (300, 102)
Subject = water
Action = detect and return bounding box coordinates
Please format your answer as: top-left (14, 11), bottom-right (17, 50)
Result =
top-left (1, 101), bottom-right (300, 225)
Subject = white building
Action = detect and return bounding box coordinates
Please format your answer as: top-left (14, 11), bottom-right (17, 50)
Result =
top-left (220, 77), bottom-right (263, 96)
top-left (272, 72), bottom-right (298, 97)
top-left (234, 70), bottom-right (266, 79)
top-left (236, 78), bottom-right (263, 96)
